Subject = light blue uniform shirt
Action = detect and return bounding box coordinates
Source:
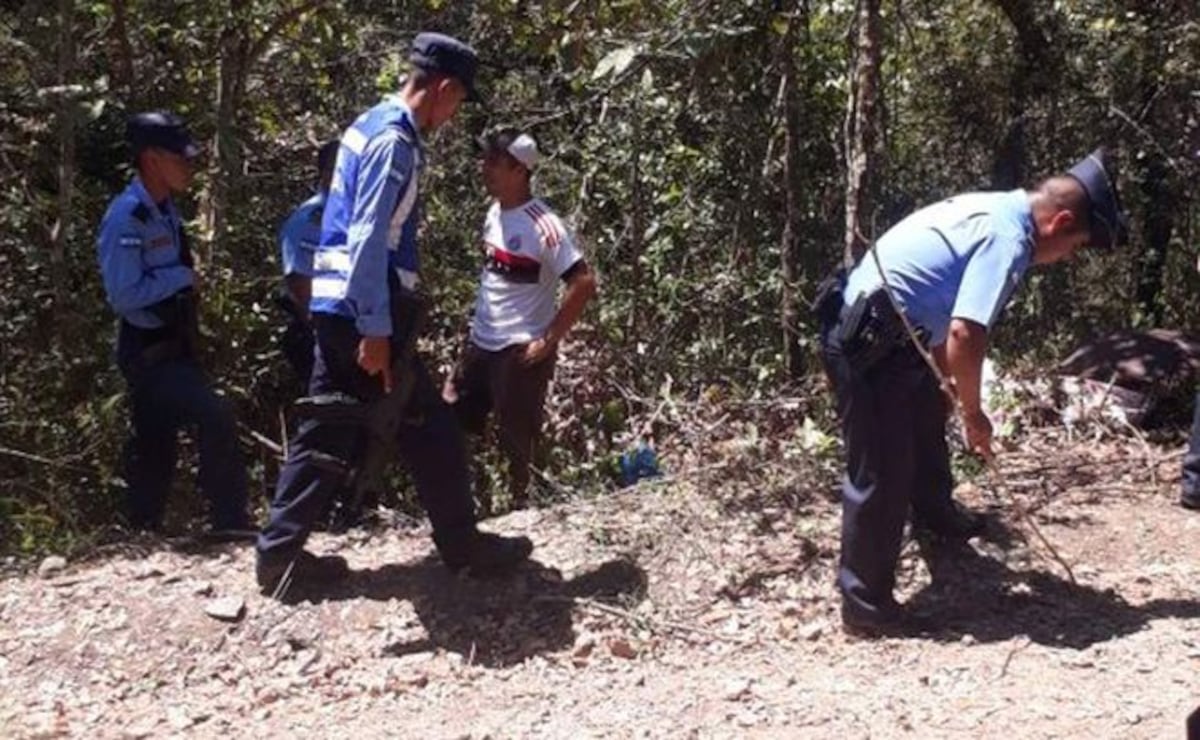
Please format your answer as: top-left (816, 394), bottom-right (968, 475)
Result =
top-left (96, 177), bottom-right (195, 329)
top-left (279, 191), bottom-right (326, 278)
top-left (310, 96), bottom-right (423, 337)
top-left (843, 189), bottom-right (1035, 346)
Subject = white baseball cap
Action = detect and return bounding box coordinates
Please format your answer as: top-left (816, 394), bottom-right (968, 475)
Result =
top-left (506, 133), bottom-right (539, 171)
top-left (479, 128), bottom-right (539, 171)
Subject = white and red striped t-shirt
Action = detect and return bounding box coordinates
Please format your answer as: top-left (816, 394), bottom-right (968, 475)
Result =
top-left (469, 198), bottom-right (584, 351)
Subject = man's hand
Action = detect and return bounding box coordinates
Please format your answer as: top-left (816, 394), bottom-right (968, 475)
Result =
top-left (521, 336), bottom-right (557, 366)
top-left (961, 408), bottom-right (994, 461)
top-left (441, 375), bottom-right (458, 404)
top-left (358, 336), bottom-right (393, 393)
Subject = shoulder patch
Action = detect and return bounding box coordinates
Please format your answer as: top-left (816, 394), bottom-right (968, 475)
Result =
top-left (307, 206), bottom-right (323, 226)
top-left (131, 203), bottom-right (152, 224)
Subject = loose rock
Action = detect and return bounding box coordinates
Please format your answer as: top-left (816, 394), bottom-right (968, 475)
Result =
top-left (204, 597), bottom-right (245, 622)
top-left (37, 556), bottom-right (67, 579)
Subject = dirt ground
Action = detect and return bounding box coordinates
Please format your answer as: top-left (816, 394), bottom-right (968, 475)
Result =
top-left (2, 428), bottom-right (1198, 739)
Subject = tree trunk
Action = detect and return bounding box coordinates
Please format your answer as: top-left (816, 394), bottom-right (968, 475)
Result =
top-left (107, 0), bottom-right (135, 94)
top-left (626, 102), bottom-right (645, 339)
top-left (1131, 1), bottom-right (1179, 327)
top-left (50, 0), bottom-right (76, 329)
top-left (199, 0), bottom-right (249, 271)
top-left (843, 0), bottom-right (882, 267)
top-left (780, 1), bottom-right (808, 380)
top-left (989, 0), bottom-right (1059, 189)
top-left (199, 0), bottom-right (329, 271)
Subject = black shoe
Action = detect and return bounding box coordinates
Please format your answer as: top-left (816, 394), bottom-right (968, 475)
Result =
top-left (1181, 493), bottom-right (1200, 511)
top-left (913, 503), bottom-right (985, 540)
top-left (841, 602), bottom-right (932, 638)
top-left (256, 550), bottom-right (349, 597)
top-left (438, 530), bottom-right (534, 577)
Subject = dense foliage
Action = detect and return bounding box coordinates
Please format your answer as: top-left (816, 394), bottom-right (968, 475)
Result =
top-left (1, 0), bottom-right (1197, 553)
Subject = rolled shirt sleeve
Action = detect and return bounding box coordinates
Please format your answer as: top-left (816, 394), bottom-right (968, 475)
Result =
top-left (544, 215), bottom-right (585, 278)
top-left (951, 233), bottom-right (1028, 330)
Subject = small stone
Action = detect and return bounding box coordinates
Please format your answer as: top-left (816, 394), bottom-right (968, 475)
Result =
top-left (204, 597), bottom-right (245, 622)
top-left (960, 634), bottom-right (977, 646)
top-left (798, 622), bottom-right (825, 641)
top-left (166, 707), bottom-right (193, 731)
top-left (723, 678), bottom-right (752, 701)
top-left (572, 634), bottom-right (597, 659)
top-left (735, 710), bottom-right (760, 727)
top-left (192, 581), bottom-right (214, 597)
top-left (608, 637), bottom-right (639, 660)
top-left (38, 556), bottom-right (67, 578)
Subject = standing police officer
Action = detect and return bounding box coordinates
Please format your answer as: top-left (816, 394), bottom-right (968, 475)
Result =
top-left (818, 149), bottom-right (1128, 636)
top-left (277, 140), bottom-right (339, 384)
top-left (96, 112), bottom-right (252, 536)
top-left (256, 33), bottom-right (534, 593)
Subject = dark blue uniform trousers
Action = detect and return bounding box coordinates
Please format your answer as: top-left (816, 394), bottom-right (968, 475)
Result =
top-left (822, 319), bottom-right (955, 622)
top-left (281, 314), bottom-right (315, 386)
top-left (118, 335), bottom-right (249, 531)
top-left (1182, 390), bottom-right (1200, 504)
top-left (257, 313), bottom-right (477, 564)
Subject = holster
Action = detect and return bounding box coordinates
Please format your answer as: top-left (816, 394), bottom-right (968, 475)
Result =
top-left (836, 290), bottom-right (926, 375)
top-left (291, 284), bottom-right (429, 530)
top-left (117, 288), bottom-right (199, 378)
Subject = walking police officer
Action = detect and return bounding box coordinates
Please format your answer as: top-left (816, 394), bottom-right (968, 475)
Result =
top-left (256, 33), bottom-right (533, 593)
top-left (818, 149), bottom-right (1128, 636)
top-left (277, 139), bottom-right (339, 384)
top-left (96, 112), bottom-right (252, 536)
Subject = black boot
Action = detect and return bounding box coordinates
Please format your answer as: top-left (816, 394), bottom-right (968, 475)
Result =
top-left (912, 502), bottom-right (985, 540)
top-left (256, 550), bottom-right (349, 597)
top-left (435, 529), bottom-right (533, 577)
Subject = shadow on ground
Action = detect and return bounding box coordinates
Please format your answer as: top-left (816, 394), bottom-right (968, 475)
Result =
top-left (303, 556), bottom-right (648, 668)
top-left (906, 525), bottom-right (1200, 649)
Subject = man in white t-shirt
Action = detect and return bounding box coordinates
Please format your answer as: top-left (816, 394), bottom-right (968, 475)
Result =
top-left (444, 128), bottom-right (598, 511)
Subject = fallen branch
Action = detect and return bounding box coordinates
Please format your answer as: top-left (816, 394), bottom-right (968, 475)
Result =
top-left (535, 594), bottom-right (747, 644)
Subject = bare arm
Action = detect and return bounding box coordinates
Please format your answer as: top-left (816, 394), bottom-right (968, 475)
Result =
top-left (522, 264), bottom-right (598, 365)
top-left (946, 317), bottom-right (993, 458)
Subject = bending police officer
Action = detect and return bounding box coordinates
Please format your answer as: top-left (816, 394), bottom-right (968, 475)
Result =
top-left (256, 33), bottom-right (534, 594)
top-left (818, 149), bottom-right (1128, 636)
top-left (96, 112), bottom-right (252, 537)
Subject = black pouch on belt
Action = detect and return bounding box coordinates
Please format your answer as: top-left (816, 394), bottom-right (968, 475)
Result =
top-left (837, 290), bottom-right (912, 374)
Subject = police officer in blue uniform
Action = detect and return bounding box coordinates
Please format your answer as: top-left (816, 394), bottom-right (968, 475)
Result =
top-left (256, 33), bottom-right (534, 593)
top-left (97, 112), bottom-right (252, 536)
top-left (277, 140), bottom-right (339, 384)
top-left (817, 149), bottom-right (1128, 636)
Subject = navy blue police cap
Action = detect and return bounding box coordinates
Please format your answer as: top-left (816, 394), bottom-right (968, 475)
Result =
top-left (410, 32), bottom-right (482, 102)
top-left (1067, 147), bottom-right (1129, 249)
top-left (126, 111), bottom-right (200, 159)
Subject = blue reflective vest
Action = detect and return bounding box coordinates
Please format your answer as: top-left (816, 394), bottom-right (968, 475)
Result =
top-left (310, 96), bottom-right (423, 337)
